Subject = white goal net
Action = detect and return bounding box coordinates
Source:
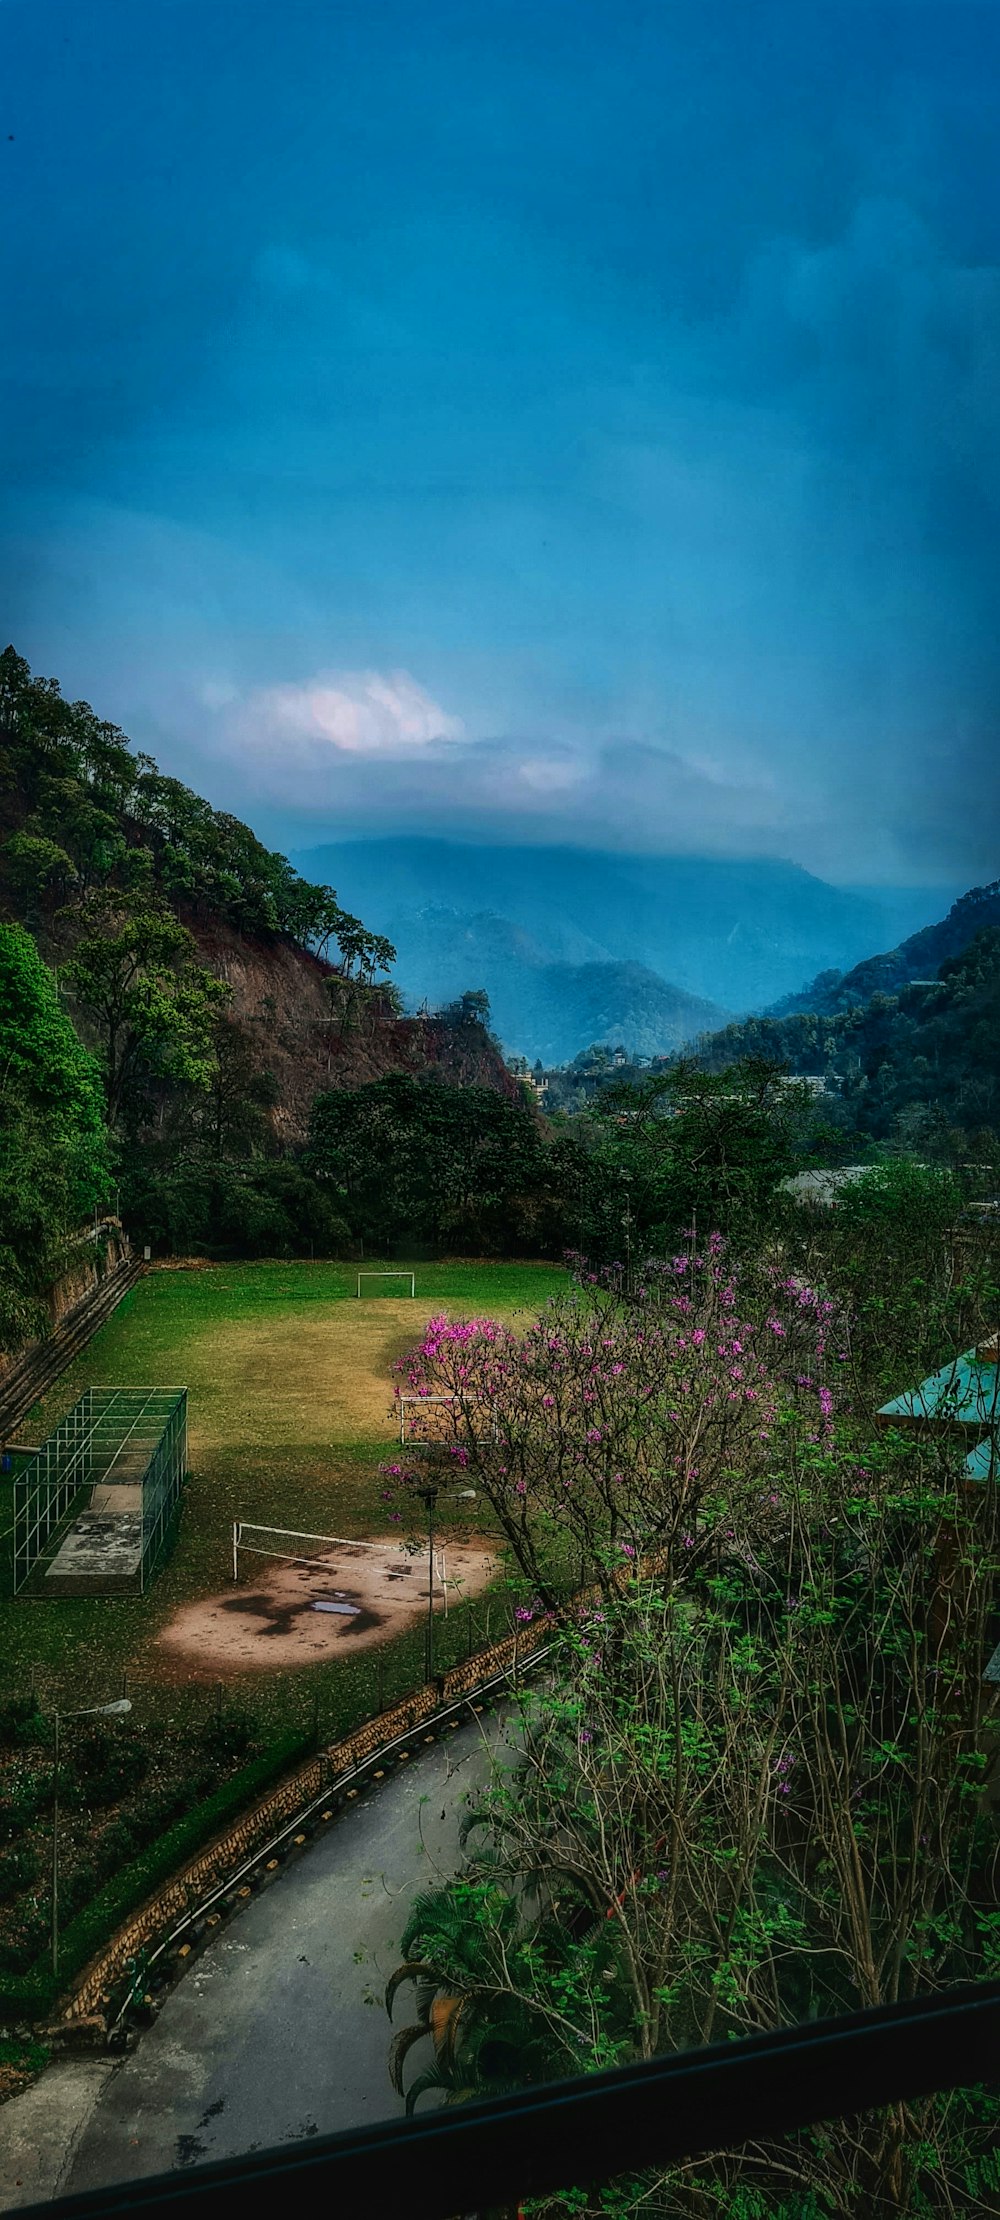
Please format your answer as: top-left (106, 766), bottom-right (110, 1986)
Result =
top-left (231, 1519), bottom-right (449, 1602)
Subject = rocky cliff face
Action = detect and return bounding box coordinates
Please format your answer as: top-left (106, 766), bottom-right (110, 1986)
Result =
top-left (187, 913), bottom-right (518, 1142)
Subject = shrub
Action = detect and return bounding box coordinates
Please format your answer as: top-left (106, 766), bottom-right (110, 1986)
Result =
top-left (197, 1711), bottom-right (255, 1764)
top-left (0, 1727), bottom-right (312, 2017)
top-left (0, 1698), bottom-right (47, 1752)
top-left (0, 1774), bottom-right (47, 1844)
top-left (96, 1815), bottom-right (141, 1869)
top-left (0, 1843), bottom-right (41, 1903)
top-left (66, 1726), bottom-right (150, 1807)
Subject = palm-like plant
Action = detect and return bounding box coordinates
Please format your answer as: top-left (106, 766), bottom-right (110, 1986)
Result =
top-left (385, 1885), bottom-right (562, 2113)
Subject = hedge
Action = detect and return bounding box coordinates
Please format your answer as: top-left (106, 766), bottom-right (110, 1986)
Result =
top-left (0, 1727), bottom-right (312, 2019)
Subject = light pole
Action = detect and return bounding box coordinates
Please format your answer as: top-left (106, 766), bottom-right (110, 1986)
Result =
top-left (621, 1168), bottom-right (633, 1293)
top-left (406, 1473), bottom-right (476, 1686)
top-left (419, 1481), bottom-right (439, 1684)
top-left (52, 1698), bottom-right (132, 1976)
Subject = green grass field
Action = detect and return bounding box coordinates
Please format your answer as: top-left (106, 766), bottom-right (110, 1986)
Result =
top-left (0, 1259), bottom-right (568, 1734)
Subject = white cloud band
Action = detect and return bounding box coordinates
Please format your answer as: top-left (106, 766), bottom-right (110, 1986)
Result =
top-left (244, 668), bottom-right (465, 756)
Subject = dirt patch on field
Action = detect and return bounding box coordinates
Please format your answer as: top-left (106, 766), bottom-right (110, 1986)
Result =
top-left (156, 1536), bottom-right (498, 1675)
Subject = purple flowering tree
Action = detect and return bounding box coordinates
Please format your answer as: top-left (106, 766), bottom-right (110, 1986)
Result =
top-left (388, 1237), bottom-right (841, 1613)
top-left (386, 1429), bottom-right (1000, 2208)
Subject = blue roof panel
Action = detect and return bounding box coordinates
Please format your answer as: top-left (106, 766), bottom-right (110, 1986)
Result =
top-left (878, 1352), bottom-right (1000, 1429)
top-left (964, 1434), bottom-right (998, 1482)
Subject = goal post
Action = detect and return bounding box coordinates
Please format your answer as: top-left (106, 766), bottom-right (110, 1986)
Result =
top-left (399, 1393), bottom-right (499, 1447)
top-left (233, 1520), bottom-right (407, 1580)
top-left (231, 1520), bottom-right (449, 1598)
top-left (399, 1393), bottom-right (458, 1445)
top-left (356, 1271), bottom-right (416, 1298)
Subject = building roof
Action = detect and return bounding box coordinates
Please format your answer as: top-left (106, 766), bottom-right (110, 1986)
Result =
top-left (877, 1348), bottom-right (1000, 1430)
top-left (964, 1434), bottom-right (998, 1482)
top-left (778, 1165), bottom-right (869, 1206)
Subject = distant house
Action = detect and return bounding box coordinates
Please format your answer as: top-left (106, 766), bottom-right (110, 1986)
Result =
top-left (878, 1334), bottom-right (1000, 1671)
top-left (778, 1073), bottom-right (831, 1097)
top-left (965, 1434), bottom-right (999, 1484)
top-left (778, 1166), bottom-right (870, 1209)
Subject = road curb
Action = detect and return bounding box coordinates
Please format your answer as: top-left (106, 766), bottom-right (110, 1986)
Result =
top-left (50, 1621), bottom-right (555, 2040)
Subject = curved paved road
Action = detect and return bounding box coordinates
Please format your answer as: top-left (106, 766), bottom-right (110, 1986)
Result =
top-left (1, 1711), bottom-right (508, 2206)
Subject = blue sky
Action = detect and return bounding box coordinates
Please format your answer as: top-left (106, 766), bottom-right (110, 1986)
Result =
top-left (2, 0), bottom-right (999, 887)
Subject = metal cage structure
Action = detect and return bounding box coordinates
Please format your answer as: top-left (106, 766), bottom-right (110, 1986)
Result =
top-left (13, 1386), bottom-right (187, 1598)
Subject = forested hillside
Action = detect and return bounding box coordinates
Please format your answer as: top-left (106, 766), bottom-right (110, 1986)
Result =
top-left (689, 922), bottom-right (1000, 1143)
top-left (0, 650), bottom-right (521, 1311)
top-left (294, 837), bottom-right (921, 1020)
top-left (3, 645), bottom-right (996, 1341)
top-left (769, 877), bottom-right (1000, 1016)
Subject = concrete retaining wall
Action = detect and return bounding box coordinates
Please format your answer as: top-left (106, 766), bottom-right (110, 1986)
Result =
top-left (0, 1225), bottom-right (130, 1387)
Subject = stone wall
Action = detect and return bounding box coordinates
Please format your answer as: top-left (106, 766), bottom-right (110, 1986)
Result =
top-left (0, 1222), bottom-right (131, 1396)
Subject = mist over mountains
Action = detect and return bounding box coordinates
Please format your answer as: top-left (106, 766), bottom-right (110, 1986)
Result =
top-left (766, 878), bottom-right (1000, 1019)
top-left (291, 840), bottom-right (950, 1063)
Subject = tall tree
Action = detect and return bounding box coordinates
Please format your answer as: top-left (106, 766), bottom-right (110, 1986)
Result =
top-left (62, 893), bottom-right (229, 1128)
top-left (0, 922), bottom-right (110, 1348)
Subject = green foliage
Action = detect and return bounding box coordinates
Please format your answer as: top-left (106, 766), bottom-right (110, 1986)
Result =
top-left (835, 1155), bottom-right (963, 1234)
top-left (0, 644), bottom-right (389, 971)
top-left (787, 1154), bottom-right (999, 1402)
top-left (562, 1058), bottom-right (813, 1258)
top-left (0, 1727), bottom-right (311, 2017)
top-left (0, 2033), bottom-right (50, 2086)
top-left (64, 1722), bottom-right (151, 1807)
top-left (688, 926), bottom-right (1000, 1146)
top-left (0, 1696), bottom-right (48, 1751)
top-left (310, 1072), bottom-right (565, 1252)
top-left (0, 919), bottom-right (110, 1348)
top-left (388, 1397), bottom-right (1000, 2212)
top-left (0, 646), bottom-right (410, 1265)
top-left (441, 987), bottom-right (493, 1029)
top-left (120, 1154), bottom-right (350, 1258)
top-left (1, 831), bottom-right (78, 912)
top-left (62, 893), bottom-right (230, 1128)
top-left (0, 1844), bottom-right (42, 1904)
top-left (197, 1709), bottom-right (255, 1764)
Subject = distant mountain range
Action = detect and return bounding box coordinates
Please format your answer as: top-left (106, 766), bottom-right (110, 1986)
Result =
top-left (687, 878), bottom-right (1000, 1140)
top-left (768, 879), bottom-right (1000, 1017)
top-left (350, 902), bottom-right (727, 1062)
top-left (291, 838), bottom-right (956, 1063)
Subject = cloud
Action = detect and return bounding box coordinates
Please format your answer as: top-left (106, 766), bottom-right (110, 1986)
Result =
top-left (239, 670), bottom-right (465, 757)
top-left (516, 753), bottom-right (587, 795)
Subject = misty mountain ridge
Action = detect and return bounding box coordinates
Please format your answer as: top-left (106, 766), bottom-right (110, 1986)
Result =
top-left (385, 902), bottom-right (727, 1062)
top-left (769, 877), bottom-right (1000, 1018)
top-left (291, 838), bottom-right (951, 1063)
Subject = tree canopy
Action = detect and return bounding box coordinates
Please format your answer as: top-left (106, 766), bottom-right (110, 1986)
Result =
top-left (0, 920), bottom-right (110, 1348)
top-left (0, 645), bottom-right (394, 979)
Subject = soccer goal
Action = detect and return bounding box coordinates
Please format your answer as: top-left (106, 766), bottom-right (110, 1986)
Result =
top-left (398, 1393), bottom-right (501, 1449)
top-left (399, 1393), bottom-right (459, 1446)
top-left (233, 1520), bottom-right (412, 1582)
top-left (231, 1519), bottom-right (449, 1604)
top-left (356, 1271), bottom-right (415, 1298)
